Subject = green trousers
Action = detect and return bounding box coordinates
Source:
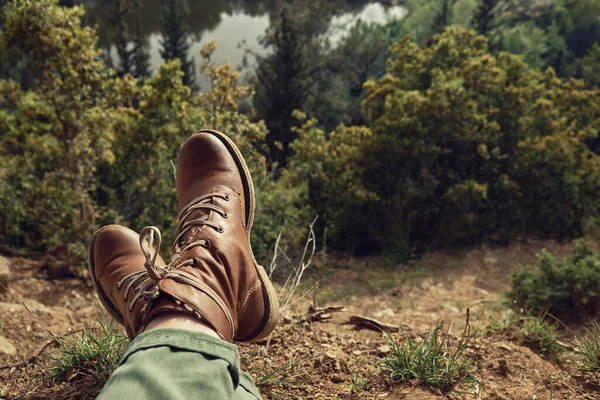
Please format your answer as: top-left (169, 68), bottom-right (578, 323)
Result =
top-left (98, 328), bottom-right (261, 399)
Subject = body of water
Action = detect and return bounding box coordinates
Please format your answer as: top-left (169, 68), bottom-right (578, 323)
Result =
top-left (84, 0), bottom-right (406, 89)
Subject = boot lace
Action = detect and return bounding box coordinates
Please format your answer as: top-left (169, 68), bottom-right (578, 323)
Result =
top-left (116, 192), bottom-right (232, 324)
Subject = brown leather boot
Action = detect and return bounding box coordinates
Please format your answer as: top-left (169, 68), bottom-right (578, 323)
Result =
top-left (144, 129), bottom-right (279, 342)
top-left (88, 224), bottom-right (168, 340)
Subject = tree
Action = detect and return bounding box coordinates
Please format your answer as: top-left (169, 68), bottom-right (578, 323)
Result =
top-left (291, 27), bottom-right (600, 255)
top-left (0, 0), bottom-right (120, 256)
top-left (433, 0), bottom-right (458, 34)
top-left (472, 0), bottom-right (500, 36)
top-left (252, 0), bottom-right (334, 166)
top-left (105, 0), bottom-right (151, 79)
top-left (131, 0), bottom-right (151, 79)
top-left (106, 0), bottom-right (133, 76)
top-left (160, 0), bottom-right (196, 90)
top-left (253, 5), bottom-right (313, 165)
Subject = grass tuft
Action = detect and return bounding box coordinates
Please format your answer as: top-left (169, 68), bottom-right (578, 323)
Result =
top-left (379, 311), bottom-right (480, 395)
top-left (576, 323), bottom-right (600, 373)
top-left (347, 371), bottom-right (373, 394)
top-left (255, 351), bottom-right (312, 399)
top-left (485, 311), bottom-right (563, 361)
top-left (520, 316), bottom-right (562, 361)
top-left (45, 310), bottom-right (127, 382)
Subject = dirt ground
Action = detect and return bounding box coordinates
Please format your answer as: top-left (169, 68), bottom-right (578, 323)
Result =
top-left (1, 238), bottom-right (599, 399)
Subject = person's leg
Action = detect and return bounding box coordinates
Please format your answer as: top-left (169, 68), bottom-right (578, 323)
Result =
top-left (98, 329), bottom-right (260, 399)
top-left (88, 130), bottom-right (279, 399)
top-left (98, 315), bottom-right (260, 399)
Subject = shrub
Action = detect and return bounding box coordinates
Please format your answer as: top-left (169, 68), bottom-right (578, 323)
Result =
top-left (290, 26), bottom-right (600, 256)
top-left (361, 26), bottom-right (600, 250)
top-left (289, 112), bottom-right (380, 254)
top-left (507, 240), bottom-right (600, 317)
top-left (0, 1), bottom-right (308, 265)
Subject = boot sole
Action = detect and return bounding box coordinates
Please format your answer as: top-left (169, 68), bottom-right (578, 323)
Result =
top-left (88, 225), bottom-right (126, 326)
top-left (192, 129), bottom-right (280, 342)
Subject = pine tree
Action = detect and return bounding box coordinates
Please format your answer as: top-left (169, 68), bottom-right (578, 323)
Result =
top-left (472, 0), bottom-right (500, 36)
top-left (131, 0), bottom-right (151, 79)
top-left (253, 0), bottom-right (333, 165)
top-left (105, 0), bottom-right (151, 79)
top-left (106, 0), bottom-right (133, 76)
top-left (160, 0), bottom-right (196, 90)
top-left (433, 0), bottom-right (458, 34)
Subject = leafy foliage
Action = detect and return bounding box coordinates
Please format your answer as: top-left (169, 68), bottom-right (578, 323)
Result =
top-left (291, 27), bottom-right (600, 255)
top-left (0, 1), bottom-right (306, 266)
top-left (0, 0), bottom-right (121, 258)
top-left (508, 241), bottom-right (600, 317)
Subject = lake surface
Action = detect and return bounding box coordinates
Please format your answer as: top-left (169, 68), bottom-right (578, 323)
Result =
top-left (83, 0), bottom-right (406, 89)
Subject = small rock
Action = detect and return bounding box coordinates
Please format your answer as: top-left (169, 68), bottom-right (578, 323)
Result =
top-left (444, 305), bottom-right (460, 313)
top-left (0, 335), bottom-right (16, 355)
top-left (381, 307), bottom-right (395, 317)
top-left (0, 256), bottom-right (9, 294)
top-left (0, 300), bottom-right (52, 314)
top-left (374, 307), bottom-right (395, 318)
top-left (377, 345), bottom-right (391, 354)
top-left (352, 350), bottom-right (362, 356)
top-left (497, 342), bottom-right (512, 352)
top-left (325, 350), bottom-right (337, 359)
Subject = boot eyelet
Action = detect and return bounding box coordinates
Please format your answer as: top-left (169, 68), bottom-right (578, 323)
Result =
top-left (224, 194), bottom-right (230, 201)
top-left (222, 212), bottom-right (229, 219)
top-left (191, 257), bottom-right (199, 266)
top-left (203, 240), bottom-right (211, 249)
top-left (217, 226), bottom-right (225, 233)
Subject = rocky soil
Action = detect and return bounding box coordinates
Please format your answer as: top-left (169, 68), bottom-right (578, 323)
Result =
top-left (0, 238), bottom-right (599, 399)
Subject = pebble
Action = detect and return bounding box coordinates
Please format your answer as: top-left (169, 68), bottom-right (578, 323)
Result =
top-left (0, 335), bottom-right (16, 355)
top-left (373, 307), bottom-right (395, 318)
top-left (377, 344), bottom-right (391, 354)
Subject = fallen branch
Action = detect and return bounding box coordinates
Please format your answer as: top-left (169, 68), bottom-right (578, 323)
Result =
top-left (342, 315), bottom-right (403, 333)
top-left (300, 304), bottom-right (347, 323)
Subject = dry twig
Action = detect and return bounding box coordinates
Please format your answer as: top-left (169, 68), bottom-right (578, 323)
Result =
top-left (343, 315), bottom-right (403, 333)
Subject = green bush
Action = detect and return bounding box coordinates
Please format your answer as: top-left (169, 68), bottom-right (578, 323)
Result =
top-left (291, 26), bottom-right (600, 255)
top-left (507, 240), bottom-right (600, 317)
top-left (0, 2), bottom-right (308, 266)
